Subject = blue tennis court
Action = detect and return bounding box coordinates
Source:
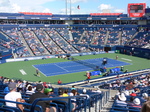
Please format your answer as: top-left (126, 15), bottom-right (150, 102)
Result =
top-left (33, 58), bottom-right (131, 77)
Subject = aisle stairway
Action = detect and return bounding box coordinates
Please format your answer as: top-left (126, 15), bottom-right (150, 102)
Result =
top-left (99, 90), bottom-right (117, 112)
top-left (85, 90), bottom-right (117, 112)
top-left (104, 31), bottom-right (110, 45)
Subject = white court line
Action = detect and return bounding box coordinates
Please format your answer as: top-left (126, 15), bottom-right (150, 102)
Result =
top-left (32, 65), bottom-right (48, 77)
top-left (121, 58), bottom-right (132, 61)
top-left (46, 68), bottom-right (92, 76)
top-left (33, 63), bottom-right (92, 77)
top-left (19, 69), bottom-right (27, 75)
top-left (54, 64), bottom-right (69, 72)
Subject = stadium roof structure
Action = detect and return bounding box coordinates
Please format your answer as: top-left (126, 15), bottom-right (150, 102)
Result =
top-left (0, 12), bottom-right (147, 21)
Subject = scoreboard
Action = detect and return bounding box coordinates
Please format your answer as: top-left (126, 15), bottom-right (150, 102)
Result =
top-left (128, 3), bottom-right (146, 17)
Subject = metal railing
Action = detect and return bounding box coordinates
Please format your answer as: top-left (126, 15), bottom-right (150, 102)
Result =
top-left (0, 91), bottom-right (110, 112)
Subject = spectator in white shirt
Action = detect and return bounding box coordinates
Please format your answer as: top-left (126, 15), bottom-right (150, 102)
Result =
top-left (4, 83), bottom-right (25, 112)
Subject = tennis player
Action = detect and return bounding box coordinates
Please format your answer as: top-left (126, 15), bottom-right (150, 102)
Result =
top-left (102, 58), bottom-right (107, 65)
top-left (36, 68), bottom-right (40, 77)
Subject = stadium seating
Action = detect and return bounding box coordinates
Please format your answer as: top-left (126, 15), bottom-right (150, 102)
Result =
top-left (0, 77), bottom-right (111, 112)
top-left (46, 28), bottom-right (79, 54)
top-left (33, 28), bottom-right (65, 55)
top-left (0, 26), bottom-right (149, 58)
top-left (0, 11), bottom-right (150, 112)
top-left (128, 31), bottom-right (150, 48)
top-left (3, 29), bottom-right (31, 57)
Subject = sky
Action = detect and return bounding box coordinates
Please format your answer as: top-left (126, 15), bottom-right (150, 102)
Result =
top-left (0, 0), bottom-right (149, 14)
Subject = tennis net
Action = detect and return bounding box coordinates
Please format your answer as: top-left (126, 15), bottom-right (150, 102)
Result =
top-left (71, 57), bottom-right (99, 70)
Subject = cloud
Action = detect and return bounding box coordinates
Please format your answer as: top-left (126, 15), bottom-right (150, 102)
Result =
top-left (98, 4), bottom-right (113, 11)
top-left (0, 0), bottom-right (55, 13)
top-left (98, 4), bottom-right (126, 13)
top-left (114, 9), bottom-right (125, 13)
top-left (0, 0), bottom-right (11, 7)
top-left (70, 0), bottom-right (87, 4)
top-left (0, 0), bottom-right (12, 12)
top-left (11, 4), bottom-right (21, 13)
top-left (0, 0), bottom-right (85, 13)
top-left (43, 8), bottom-right (51, 13)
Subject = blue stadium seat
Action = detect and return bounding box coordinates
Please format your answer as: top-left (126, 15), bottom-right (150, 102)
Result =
top-left (0, 107), bottom-right (16, 112)
top-left (2, 105), bottom-right (22, 112)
